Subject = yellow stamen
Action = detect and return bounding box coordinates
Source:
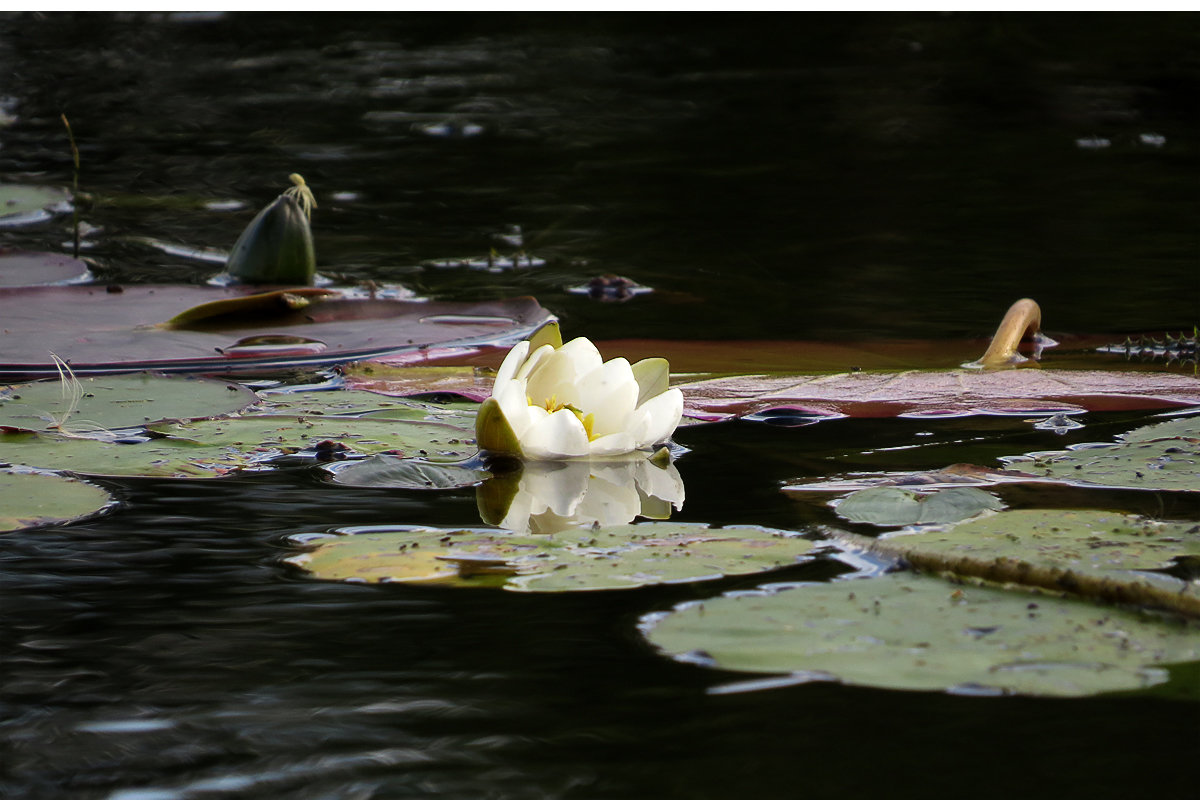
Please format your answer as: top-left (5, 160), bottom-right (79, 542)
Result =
top-left (528, 394), bottom-right (598, 441)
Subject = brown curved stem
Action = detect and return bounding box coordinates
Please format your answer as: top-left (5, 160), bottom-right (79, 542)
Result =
top-left (975, 298), bottom-right (1042, 367)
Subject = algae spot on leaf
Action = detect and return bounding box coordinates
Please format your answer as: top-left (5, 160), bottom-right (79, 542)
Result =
top-left (642, 571), bottom-right (1200, 698)
top-left (0, 471), bottom-right (113, 532)
top-left (284, 522), bottom-right (815, 592)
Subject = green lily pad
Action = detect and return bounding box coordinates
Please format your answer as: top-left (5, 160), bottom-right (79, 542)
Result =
top-left (836, 509), bottom-right (1200, 618)
top-left (151, 415), bottom-right (476, 461)
top-left (0, 415), bottom-right (475, 478)
top-left (0, 251), bottom-right (92, 287)
top-left (0, 470), bottom-right (113, 531)
top-left (252, 389), bottom-right (477, 425)
top-left (834, 486), bottom-right (1004, 526)
top-left (1009, 413), bottom-right (1200, 491)
top-left (0, 372), bottom-right (258, 433)
top-left (322, 456), bottom-right (488, 489)
top-left (642, 571), bottom-right (1200, 697)
top-left (285, 522), bottom-right (815, 592)
top-left (0, 184), bottom-right (72, 226)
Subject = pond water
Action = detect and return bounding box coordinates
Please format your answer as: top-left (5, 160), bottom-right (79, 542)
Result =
top-left (2, 12), bottom-right (1198, 800)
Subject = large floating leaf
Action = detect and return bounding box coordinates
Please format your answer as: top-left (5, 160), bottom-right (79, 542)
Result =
top-left (0, 286), bottom-right (553, 380)
top-left (677, 369), bottom-right (1200, 422)
top-left (285, 522), bottom-right (815, 592)
top-left (0, 184), bottom-right (72, 227)
top-left (835, 509), bottom-right (1200, 618)
top-left (643, 571), bottom-right (1200, 697)
top-left (1006, 413), bottom-right (1200, 492)
top-left (833, 486), bottom-right (1004, 526)
top-left (0, 471), bottom-right (113, 531)
top-left (343, 357), bottom-right (1200, 422)
top-left (345, 364), bottom-right (498, 402)
top-left (152, 415), bottom-right (476, 461)
top-left (252, 389), bottom-right (477, 425)
top-left (0, 373), bottom-right (257, 433)
top-left (0, 415), bottom-right (474, 478)
top-left (0, 250), bottom-right (92, 287)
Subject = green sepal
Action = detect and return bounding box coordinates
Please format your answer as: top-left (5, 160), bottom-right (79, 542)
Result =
top-left (475, 397), bottom-right (523, 457)
top-left (526, 320), bottom-right (562, 351)
top-left (631, 357), bottom-right (670, 406)
top-left (224, 193), bottom-right (315, 285)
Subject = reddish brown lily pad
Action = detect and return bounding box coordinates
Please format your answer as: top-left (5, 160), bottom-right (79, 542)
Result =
top-left (676, 369), bottom-right (1200, 422)
top-left (0, 285), bottom-right (553, 380)
top-left (0, 250), bottom-right (92, 287)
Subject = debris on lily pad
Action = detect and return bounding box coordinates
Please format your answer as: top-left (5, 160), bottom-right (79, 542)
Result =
top-left (0, 470), bottom-right (113, 532)
top-left (642, 570), bottom-right (1200, 697)
top-left (1005, 413), bottom-right (1200, 492)
top-left (0, 372), bottom-right (257, 433)
top-left (285, 522), bottom-right (815, 592)
top-left (833, 486), bottom-right (1004, 527)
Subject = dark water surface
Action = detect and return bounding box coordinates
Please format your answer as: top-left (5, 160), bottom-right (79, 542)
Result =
top-left (2, 12), bottom-right (1198, 799)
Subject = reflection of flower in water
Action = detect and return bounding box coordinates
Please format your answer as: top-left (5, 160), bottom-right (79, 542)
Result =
top-left (478, 458), bottom-right (685, 535)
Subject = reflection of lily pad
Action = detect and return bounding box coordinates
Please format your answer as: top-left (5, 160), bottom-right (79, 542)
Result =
top-left (834, 486), bottom-right (1003, 526)
top-left (837, 509), bottom-right (1200, 617)
top-left (1009, 414), bottom-right (1200, 492)
top-left (0, 373), bottom-right (257, 432)
top-left (0, 471), bottom-right (113, 531)
top-left (323, 457), bottom-right (488, 489)
top-left (285, 522), bottom-right (814, 592)
top-left (643, 571), bottom-right (1200, 697)
top-left (0, 416), bottom-right (476, 478)
top-left (0, 184), bottom-right (72, 227)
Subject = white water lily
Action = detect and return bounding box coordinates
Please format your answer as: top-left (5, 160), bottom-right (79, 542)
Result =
top-left (479, 458), bottom-right (686, 535)
top-left (475, 325), bottom-right (683, 460)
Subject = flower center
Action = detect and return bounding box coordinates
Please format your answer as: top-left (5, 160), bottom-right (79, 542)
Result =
top-left (531, 394), bottom-right (597, 441)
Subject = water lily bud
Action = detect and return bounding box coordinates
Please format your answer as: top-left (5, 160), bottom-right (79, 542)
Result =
top-left (476, 325), bottom-right (684, 461)
top-left (224, 174), bottom-right (316, 285)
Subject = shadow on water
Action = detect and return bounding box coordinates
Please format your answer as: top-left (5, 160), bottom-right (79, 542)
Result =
top-left (1, 11), bottom-right (1199, 800)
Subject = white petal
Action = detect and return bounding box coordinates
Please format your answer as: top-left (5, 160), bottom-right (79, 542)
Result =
top-left (631, 388), bottom-right (683, 449)
top-left (587, 431), bottom-right (639, 457)
top-left (494, 340), bottom-right (530, 388)
top-left (494, 378), bottom-right (533, 438)
top-left (525, 348), bottom-right (580, 407)
top-left (520, 408), bottom-right (590, 459)
top-left (515, 343), bottom-right (555, 383)
top-left (575, 357), bottom-right (639, 437)
top-left (558, 337), bottom-right (604, 377)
